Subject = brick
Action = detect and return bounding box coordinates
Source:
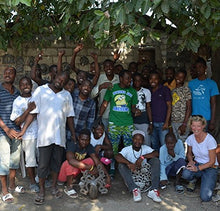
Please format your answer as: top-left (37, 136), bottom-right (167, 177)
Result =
top-left (42, 48), bottom-right (58, 56)
top-left (58, 48), bottom-right (73, 56)
top-left (24, 48), bottom-right (41, 57)
top-left (41, 56), bottom-right (53, 65)
top-left (51, 40), bottom-right (66, 48)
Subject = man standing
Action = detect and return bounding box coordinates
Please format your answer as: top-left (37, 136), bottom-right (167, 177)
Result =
top-left (91, 59), bottom-right (119, 130)
top-left (73, 80), bottom-right (96, 137)
top-left (99, 70), bottom-right (138, 177)
top-left (18, 71), bottom-right (76, 205)
top-left (0, 67), bottom-right (21, 203)
top-left (188, 57), bottom-right (219, 131)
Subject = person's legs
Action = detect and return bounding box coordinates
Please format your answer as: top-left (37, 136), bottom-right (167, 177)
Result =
top-left (148, 157), bottom-right (160, 190)
top-left (200, 168), bottom-right (218, 202)
top-left (118, 163), bottom-right (138, 192)
top-left (9, 138), bottom-right (21, 190)
top-left (158, 122), bottom-right (168, 147)
top-left (38, 145), bottom-right (53, 196)
top-left (134, 123), bottom-right (151, 146)
top-left (0, 135), bottom-right (10, 195)
top-left (151, 123), bottom-right (160, 151)
top-left (122, 125), bottom-right (134, 148)
top-left (22, 138), bottom-right (38, 185)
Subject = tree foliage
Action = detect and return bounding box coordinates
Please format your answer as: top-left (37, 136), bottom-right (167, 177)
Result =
top-left (0, 0), bottom-right (219, 52)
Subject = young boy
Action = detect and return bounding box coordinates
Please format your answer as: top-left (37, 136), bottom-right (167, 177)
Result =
top-left (132, 72), bottom-right (153, 146)
top-left (149, 71), bottom-right (172, 151)
top-left (159, 133), bottom-right (186, 193)
top-left (90, 118), bottom-right (113, 164)
top-left (10, 76), bottom-right (39, 193)
top-left (58, 129), bottom-right (111, 198)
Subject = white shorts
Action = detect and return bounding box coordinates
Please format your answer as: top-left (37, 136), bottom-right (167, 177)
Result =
top-left (22, 138), bottom-right (37, 167)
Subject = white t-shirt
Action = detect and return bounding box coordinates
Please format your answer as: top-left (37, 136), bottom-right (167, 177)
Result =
top-left (186, 133), bottom-right (218, 165)
top-left (31, 84), bottom-right (75, 148)
top-left (136, 87), bottom-right (151, 112)
top-left (10, 96), bottom-right (38, 139)
top-left (90, 132), bottom-right (105, 147)
top-left (119, 145), bottom-right (154, 164)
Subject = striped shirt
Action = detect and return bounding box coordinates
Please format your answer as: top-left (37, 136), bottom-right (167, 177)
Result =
top-left (0, 83), bottom-right (20, 136)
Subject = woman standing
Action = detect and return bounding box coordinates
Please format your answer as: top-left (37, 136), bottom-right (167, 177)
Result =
top-left (182, 115), bottom-right (218, 201)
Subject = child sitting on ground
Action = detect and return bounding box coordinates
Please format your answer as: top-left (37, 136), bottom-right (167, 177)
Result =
top-left (58, 129), bottom-right (111, 198)
top-left (90, 118), bottom-right (113, 166)
top-left (159, 133), bottom-right (186, 193)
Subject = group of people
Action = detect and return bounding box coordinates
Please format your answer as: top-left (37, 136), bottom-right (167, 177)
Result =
top-left (0, 45), bottom-right (219, 206)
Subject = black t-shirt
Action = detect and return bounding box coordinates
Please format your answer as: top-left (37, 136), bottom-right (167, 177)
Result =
top-left (66, 141), bottom-right (95, 161)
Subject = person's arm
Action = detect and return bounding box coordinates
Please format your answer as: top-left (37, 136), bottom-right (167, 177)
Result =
top-left (142, 150), bottom-right (159, 159)
top-left (0, 118), bottom-right (19, 139)
top-left (70, 44), bottom-right (83, 74)
top-left (115, 153), bottom-right (136, 172)
top-left (209, 95), bottom-right (216, 131)
top-left (178, 99), bottom-right (191, 135)
top-left (90, 53), bottom-right (100, 87)
top-left (163, 101), bottom-right (171, 130)
top-left (57, 50), bottom-right (65, 74)
top-left (186, 145), bottom-right (195, 166)
top-left (31, 53), bottom-right (43, 86)
top-left (16, 113), bottom-right (36, 139)
top-left (99, 100), bottom-right (109, 117)
top-left (188, 149), bottom-right (216, 172)
top-left (13, 102), bottom-right (36, 126)
top-left (146, 102), bottom-right (153, 134)
top-left (95, 133), bottom-right (112, 154)
top-left (90, 153), bottom-right (111, 185)
top-left (66, 151), bottom-right (92, 170)
top-left (67, 116), bottom-right (76, 142)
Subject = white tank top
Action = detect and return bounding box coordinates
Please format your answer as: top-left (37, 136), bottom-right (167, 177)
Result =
top-left (90, 132), bottom-right (105, 147)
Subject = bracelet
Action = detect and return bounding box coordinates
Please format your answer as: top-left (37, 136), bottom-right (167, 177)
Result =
top-left (196, 165), bottom-right (200, 171)
top-left (168, 125), bottom-right (172, 128)
top-left (89, 165), bottom-right (94, 171)
top-left (140, 156), bottom-right (145, 160)
top-left (149, 121), bottom-right (153, 125)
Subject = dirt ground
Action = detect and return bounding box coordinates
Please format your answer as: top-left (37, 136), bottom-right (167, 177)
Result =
top-left (0, 169), bottom-right (220, 211)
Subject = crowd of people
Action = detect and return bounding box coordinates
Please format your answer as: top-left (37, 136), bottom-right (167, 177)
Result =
top-left (0, 44), bottom-right (220, 205)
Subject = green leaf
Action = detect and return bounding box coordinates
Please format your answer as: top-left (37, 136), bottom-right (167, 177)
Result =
top-left (182, 27), bottom-right (191, 36)
top-left (161, 0), bottom-right (169, 14)
top-left (204, 6), bottom-right (211, 19)
top-left (135, 0), bottom-right (143, 12)
top-left (94, 10), bottom-right (104, 16)
top-left (125, 1), bottom-right (134, 13)
top-left (20, 0), bottom-right (32, 7)
top-left (142, 0), bottom-right (151, 15)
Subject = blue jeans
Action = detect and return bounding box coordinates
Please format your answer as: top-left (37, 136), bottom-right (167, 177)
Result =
top-left (182, 166), bottom-right (218, 201)
top-left (151, 122), bottom-right (168, 151)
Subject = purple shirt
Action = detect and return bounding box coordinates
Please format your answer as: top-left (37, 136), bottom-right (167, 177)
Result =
top-left (150, 85), bottom-right (172, 122)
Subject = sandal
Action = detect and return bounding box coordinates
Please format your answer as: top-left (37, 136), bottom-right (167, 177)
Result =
top-left (51, 188), bottom-right (63, 199)
top-left (175, 185), bottom-right (184, 194)
top-left (64, 188), bottom-right (78, 198)
top-left (2, 193), bottom-right (14, 203)
top-left (34, 193), bottom-right (44, 205)
top-left (9, 186), bottom-right (25, 194)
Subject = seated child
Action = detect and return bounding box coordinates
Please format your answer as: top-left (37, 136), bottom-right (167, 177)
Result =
top-left (90, 118), bottom-right (113, 165)
top-left (159, 133), bottom-right (186, 193)
top-left (58, 128), bottom-right (111, 198)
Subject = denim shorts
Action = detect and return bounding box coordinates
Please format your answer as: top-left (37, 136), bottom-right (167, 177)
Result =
top-left (0, 135), bottom-right (21, 175)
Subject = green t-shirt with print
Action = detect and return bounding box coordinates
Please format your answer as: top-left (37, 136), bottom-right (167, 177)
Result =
top-left (104, 83), bottom-right (138, 126)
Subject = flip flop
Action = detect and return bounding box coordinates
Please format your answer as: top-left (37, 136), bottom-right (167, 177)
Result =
top-left (175, 185), bottom-right (184, 194)
top-left (2, 193), bottom-right (14, 203)
top-left (51, 188), bottom-right (63, 199)
top-left (64, 188), bottom-right (78, 198)
top-left (9, 186), bottom-right (25, 194)
top-left (34, 193), bottom-right (44, 205)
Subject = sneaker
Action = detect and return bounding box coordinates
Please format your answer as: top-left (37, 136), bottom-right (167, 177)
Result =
top-left (212, 194), bottom-right (220, 202)
top-left (186, 181), bottom-right (196, 192)
top-left (147, 189), bottom-right (162, 203)
top-left (133, 188), bottom-right (142, 202)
